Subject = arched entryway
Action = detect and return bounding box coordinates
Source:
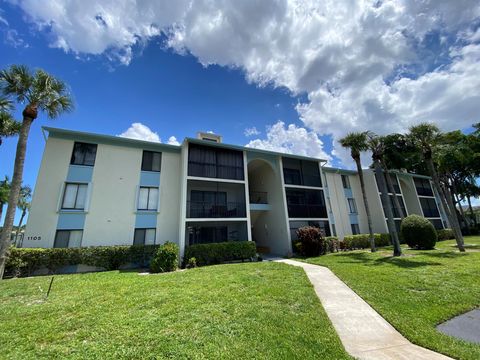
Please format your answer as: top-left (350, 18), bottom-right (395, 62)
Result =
top-left (248, 158), bottom-right (290, 255)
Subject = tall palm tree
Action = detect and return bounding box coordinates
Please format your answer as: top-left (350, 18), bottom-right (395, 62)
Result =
top-left (15, 185), bottom-right (31, 247)
top-left (0, 96), bottom-right (21, 146)
top-left (0, 65), bottom-right (73, 278)
top-left (0, 176), bottom-right (10, 225)
top-left (408, 123), bottom-right (465, 252)
top-left (367, 133), bottom-right (402, 256)
top-left (339, 132), bottom-right (376, 252)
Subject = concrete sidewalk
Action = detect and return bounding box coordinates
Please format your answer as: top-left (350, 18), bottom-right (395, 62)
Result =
top-left (276, 259), bottom-right (454, 360)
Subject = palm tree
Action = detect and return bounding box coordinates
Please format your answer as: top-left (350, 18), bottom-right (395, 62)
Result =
top-left (0, 176), bottom-right (10, 225)
top-left (15, 185), bottom-right (31, 247)
top-left (339, 132), bottom-right (376, 252)
top-left (0, 96), bottom-right (21, 146)
top-left (408, 123), bottom-right (465, 252)
top-left (0, 65), bottom-right (73, 278)
top-left (367, 133), bottom-right (402, 256)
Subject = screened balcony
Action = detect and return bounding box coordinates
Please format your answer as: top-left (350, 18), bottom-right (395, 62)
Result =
top-left (186, 221), bottom-right (248, 245)
top-left (188, 143), bottom-right (244, 180)
top-left (186, 180), bottom-right (246, 218)
top-left (285, 188), bottom-right (327, 218)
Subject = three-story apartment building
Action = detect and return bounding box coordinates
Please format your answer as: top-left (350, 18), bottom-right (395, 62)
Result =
top-left (23, 127), bottom-right (447, 257)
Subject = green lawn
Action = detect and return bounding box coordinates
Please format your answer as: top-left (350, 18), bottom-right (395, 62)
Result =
top-left (301, 236), bottom-right (480, 360)
top-left (0, 262), bottom-right (350, 360)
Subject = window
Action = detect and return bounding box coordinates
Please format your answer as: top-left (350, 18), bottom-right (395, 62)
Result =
top-left (54, 230), bottom-right (83, 248)
top-left (414, 178), bottom-right (434, 196)
top-left (188, 144), bottom-right (244, 180)
top-left (341, 175), bottom-right (351, 189)
top-left (429, 219), bottom-right (444, 230)
top-left (351, 223), bottom-right (360, 235)
top-left (347, 198), bottom-right (357, 213)
top-left (420, 197), bottom-right (440, 217)
top-left (141, 151), bottom-right (162, 172)
top-left (282, 157), bottom-right (322, 187)
top-left (62, 183), bottom-right (88, 210)
top-left (286, 189), bottom-right (327, 218)
top-left (133, 228), bottom-right (156, 245)
top-left (188, 225), bottom-right (228, 245)
top-left (138, 187), bottom-right (159, 211)
top-left (71, 142), bottom-right (97, 166)
top-left (331, 223), bottom-right (337, 237)
top-left (289, 220), bottom-right (331, 240)
top-left (375, 172), bottom-right (401, 194)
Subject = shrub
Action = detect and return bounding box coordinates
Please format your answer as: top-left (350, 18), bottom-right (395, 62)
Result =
top-left (183, 241), bottom-right (256, 267)
top-left (295, 227), bottom-right (324, 257)
top-left (437, 228), bottom-right (455, 241)
top-left (325, 236), bottom-right (340, 253)
top-left (401, 214), bottom-right (437, 250)
top-left (185, 257), bottom-right (197, 269)
top-left (4, 245), bottom-right (160, 278)
top-left (340, 233), bottom-right (391, 250)
top-left (150, 242), bottom-right (179, 273)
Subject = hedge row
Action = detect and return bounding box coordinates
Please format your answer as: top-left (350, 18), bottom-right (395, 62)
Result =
top-left (183, 241), bottom-right (256, 267)
top-left (5, 245), bottom-right (159, 278)
top-left (341, 233), bottom-right (391, 250)
top-left (437, 228), bottom-right (455, 241)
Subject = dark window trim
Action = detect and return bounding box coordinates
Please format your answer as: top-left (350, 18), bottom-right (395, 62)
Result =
top-left (138, 186), bottom-right (159, 211)
top-left (54, 229), bottom-right (83, 248)
top-left (70, 142), bottom-right (97, 167)
top-left (61, 182), bottom-right (87, 210)
top-left (141, 150), bottom-right (162, 172)
top-left (133, 228), bottom-right (157, 246)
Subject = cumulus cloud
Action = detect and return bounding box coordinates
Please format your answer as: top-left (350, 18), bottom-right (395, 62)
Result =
top-left (167, 136), bottom-right (180, 145)
top-left (246, 121), bottom-right (331, 162)
top-left (244, 126), bottom-right (260, 137)
top-left (119, 122), bottom-right (160, 142)
top-left (118, 122), bottom-right (179, 145)
top-left (13, 0), bottom-right (480, 166)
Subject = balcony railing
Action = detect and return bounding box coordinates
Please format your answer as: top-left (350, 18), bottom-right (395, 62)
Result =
top-left (187, 201), bottom-right (246, 218)
top-left (287, 204), bottom-right (327, 218)
top-left (249, 191), bottom-right (268, 204)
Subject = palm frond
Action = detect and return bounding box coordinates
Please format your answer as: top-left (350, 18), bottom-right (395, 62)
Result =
top-left (0, 65), bottom-right (33, 103)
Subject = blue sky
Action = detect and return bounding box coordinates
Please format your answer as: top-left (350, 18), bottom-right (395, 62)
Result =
top-left (1, 0), bottom-right (480, 224)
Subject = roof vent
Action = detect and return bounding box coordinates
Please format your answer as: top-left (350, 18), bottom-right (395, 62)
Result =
top-left (197, 132), bottom-right (222, 143)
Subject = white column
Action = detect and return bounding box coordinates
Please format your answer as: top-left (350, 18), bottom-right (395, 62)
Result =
top-left (243, 151), bottom-right (252, 242)
top-left (278, 156), bottom-right (292, 252)
top-left (178, 142), bottom-right (189, 260)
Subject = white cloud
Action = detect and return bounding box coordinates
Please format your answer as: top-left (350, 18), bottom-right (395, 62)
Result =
top-left (13, 0), bottom-right (480, 166)
top-left (119, 122), bottom-right (160, 142)
top-left (244, 126), bottom-right (260, 137)
top-left (167, 136), bottom-right (180, 146)
top-left (246, 121), bottom-right (331, 162)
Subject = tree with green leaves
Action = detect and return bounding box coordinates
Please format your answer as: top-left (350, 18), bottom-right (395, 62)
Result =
top-left (0, 176), bottom-right (10, 225)
top-left (339, 132), bottom-right (376, 252)
top-left (408, 123), bottom-right (465, 252)
top-left (0, 65), bottom-right (73, 278)
top-left (15, 185), bottom-right (31, 247)
top-left (0, 96), bottom-right (21, 146)
top-left (367, 133), bottom-right (402, 256)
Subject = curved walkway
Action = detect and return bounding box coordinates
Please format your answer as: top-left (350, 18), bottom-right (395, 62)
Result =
top-left (276, 259), bottom-right (453, 360)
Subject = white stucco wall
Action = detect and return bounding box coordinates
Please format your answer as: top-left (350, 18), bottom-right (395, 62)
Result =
top-left (82, 143), bottom-right (140, 246)
top-left (324, 172), bottom-right (351, 240)
top-left (24, 137), bottom-right (73, 248)
top-left (354, 170), bottom-right (387, 233)
top-left (157, 152), bottom-right (181, 244)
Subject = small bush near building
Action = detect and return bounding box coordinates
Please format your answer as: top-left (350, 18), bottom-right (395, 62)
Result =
top-left (437, 228), bottom-right (455, 241)
top-left (293, 227), bottom-right (339, 257)
top-left (401, 214), bottom-right (437, 250)
top-left (4, 245), bottom-right (160, 278)
top-left (150, 242), bottom-right (179, 273)
top-left (183, 241), bottom-right (256, 267)
top-left (341, 233), bottom-right (391, 250)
